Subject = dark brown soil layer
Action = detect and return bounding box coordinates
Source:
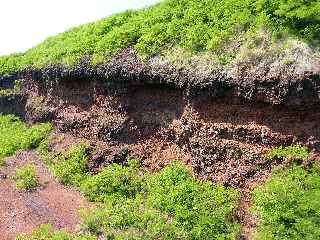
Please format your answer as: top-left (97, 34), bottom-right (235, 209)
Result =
top-left (1, 46), bottom-right (320, 108)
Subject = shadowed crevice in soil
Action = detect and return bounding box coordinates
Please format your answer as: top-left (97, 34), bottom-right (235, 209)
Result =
top-left (0, 150), bottom-right (89, 240)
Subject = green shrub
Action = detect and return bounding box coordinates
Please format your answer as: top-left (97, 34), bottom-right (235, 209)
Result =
top-left (80, 198), bottom-right (179, 239)
top-left (252, 163), bottom-right (320, 240)
top-left (51, 143), bottom-right (90, 186)
top-left (47, 146), bottom-right (240, 239)
top-left (265, 144), bottom-right (309, 161)
top-left (0, 115), bottom-right (52, 166)
top-left (80, 159), bottom-right (143, 202)
top-left (0, 0), bottom-right (319, 75)
top-left (16, 224), bottom-right (95, 240)
top-left (80, 161), bottom-right (240, 239)
top-left (12, 164), bottom-right (38, 190)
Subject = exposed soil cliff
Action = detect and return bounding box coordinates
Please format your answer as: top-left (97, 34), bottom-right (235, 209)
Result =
top-left (1, 60), bottom-right (318, 188)
top-left (0, 47), bottom-right (319, 240)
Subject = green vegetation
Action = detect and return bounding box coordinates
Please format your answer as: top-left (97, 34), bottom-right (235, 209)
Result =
top-left (50, 143), bottom-right (90, 186)
top-left (80, 159), bottom-right (143, 202)
top-left (12, 164), bottom-right (39, 190)
top-left (81, 161), bottom-right (239, 239)
top-left (265, 144), bottom-right (309, 161)
top-left (252, 163), bottom-right (320, 239)
top-left (16, 224), bottom-right (95, 240)
top-left (40, 143), bottom-right (240, 239)
top-left (1, 0), bottom-right (319, 75)
top-left (0, 114), bottom-right (52, 166)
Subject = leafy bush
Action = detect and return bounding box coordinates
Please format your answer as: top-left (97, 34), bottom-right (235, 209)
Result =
top-left (47, 146), bottom-right (239, 239)
top-left (51, 143), bottom-right (90, 186)
top-left (265, 144), bottom-right (309, 161)
top-left (80, 159), bottom-right (143, 202)
top-left (0, 0), bottom-right (319, 75)
top-left (16, 224), bottom-right (95, 240)
top-left (80, 161), bottom-right (240, 240)
top-left (12, 164), bottom-right (39, 190)
top-left (0, 115), bottom-right (52, 166)
top-left (80, 198), bottom-right (179, 239)
top-left (252, 163), bottom-right (320, 240)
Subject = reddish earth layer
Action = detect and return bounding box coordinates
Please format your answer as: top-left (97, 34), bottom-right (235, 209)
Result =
top-left (21, 79), bottom-right (320, 187)
top-left (0, 150), bottom-right (89, 240)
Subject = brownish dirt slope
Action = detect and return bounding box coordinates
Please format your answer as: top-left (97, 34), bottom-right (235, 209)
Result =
top-left (0, 66), bottom-right (319, 239)
top-left (18, 79), bottom-right (320, 187)
top-left (0, 150), bottom-right (89, 240)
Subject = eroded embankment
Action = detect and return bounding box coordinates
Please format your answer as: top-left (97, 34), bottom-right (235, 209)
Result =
top-left (6, 77), bottom-right (318, 188)
top-left (1, 73), bottom-right (320, 239)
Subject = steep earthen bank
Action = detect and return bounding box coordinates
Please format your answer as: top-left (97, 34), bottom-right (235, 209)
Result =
top-left (1, 56), bottom-right (320, 239)
top-left (4, 73), bottom-right (317, 188)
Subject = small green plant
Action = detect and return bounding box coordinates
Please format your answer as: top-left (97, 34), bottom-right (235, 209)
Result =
top-left (265, 144), bottom-right (309, 161)
top-left (80, 161), bottom-right (240, 239)
top-left (252, 163), bottom-right (320, 239)
top-left (0, 115), bottom-right (52, 166)
top-left (51, 143), bottom-right (90, 186)
top-left (16, 224), bottom-right (95, 240)
top-left (80, 159), bottom-right (143, 202)
top-left (12, 164), bottom-right (39, 190)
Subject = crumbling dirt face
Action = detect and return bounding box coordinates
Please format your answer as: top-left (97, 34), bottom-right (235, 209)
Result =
top-left (0, 150), bottom-right (89, 240)
top-left (187, 98), bottom-right (320, 186)
top-left (23, 79), bottom-right (320, 188)
top-left (5, 78), bottom-right (319, 240)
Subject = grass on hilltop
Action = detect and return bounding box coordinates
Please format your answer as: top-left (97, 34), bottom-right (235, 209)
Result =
top-left (0, 0), bottom-right (319, 75)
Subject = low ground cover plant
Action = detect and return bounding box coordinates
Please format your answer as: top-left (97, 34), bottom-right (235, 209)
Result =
top-left (252, 162), bottom-right (320, 239)
top-left (16, 224), bottom-right (95, 240)
top-left (80, 161), bottom-right (240, 239)
top-left (40, 144), bottom-right (240, 239)
top-left (265, 144), bottom-right (309, 161)
top-left (0, 114), bottom-right (52, 166)
top-left (51, 143), bottom-right (90, 186)
top-left (12, 164), bottom-right (39, 190)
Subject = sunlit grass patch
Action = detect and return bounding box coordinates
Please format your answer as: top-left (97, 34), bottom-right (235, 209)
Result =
top-left (252, 163), bottom-right (320, 240)
top-left (0, 114), bottom-right (52, 166)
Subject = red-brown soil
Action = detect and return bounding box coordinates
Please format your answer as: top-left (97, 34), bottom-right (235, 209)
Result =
top-left (0, 150), bottom-right (89, 240)
top-left (5, 78), bottom-right (319, 240)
